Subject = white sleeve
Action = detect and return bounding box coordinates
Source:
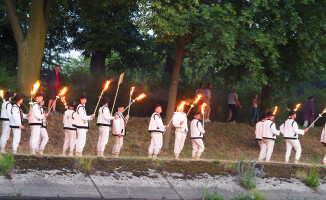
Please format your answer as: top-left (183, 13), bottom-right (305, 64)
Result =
top-left (198, 121), bottom-right (205, 134)
top-left (103, 107), bottom-right (114, 121)
top-left (293, 121), bottom-right (305, 135)
top-left (78, 107), bottom-right (92, 121)
top-left (280, 123), bottom-right (284, 134)
top-left (184, 115), bottom-right (188, 132)
top-left (172, 113), bottom-right (179, 128)
top-left (12, 107), bottom-right (21, 126)
top-left (155, 115), bottom-right (166, 131)
top-left (114, 117), bottom-right (121, 133)
top-left (6, 103), bottom-right (12, 119)
top-left (32, 104), bottom-right (45, 120)
top-left (271, 123), bottom-right (280, 136)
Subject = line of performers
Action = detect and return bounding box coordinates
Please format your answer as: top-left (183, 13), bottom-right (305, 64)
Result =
top-left (0, 91), bottom-right (206, 159)
top-left (255, 109), bottom-right (326, 165)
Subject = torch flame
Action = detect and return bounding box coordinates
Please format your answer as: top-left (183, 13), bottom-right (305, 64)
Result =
top-left (60, 96), bottom-right (67, 107)
top-left (294, 103), bottom-right (301, 111)
top-left (273, 106), bottom-right (278, 115)
top-left (194, 95), bottom-right (202, 105)
top-left (201, 103), bottom-right (207, 114)
top-left (103, 81), bottom-right (111, 91)
top-left (130, 87), bottom-right (135, 96)
top-left (177, 101), bottom-right (186, 111)
top-left (135, 93), bottom-right (146, 101)
top-left (0, 90), bottom-right (3, 98)
top-left (31, 80), bottom-right (40, 95)
top-left (59, 87), bottom-right (68, 96)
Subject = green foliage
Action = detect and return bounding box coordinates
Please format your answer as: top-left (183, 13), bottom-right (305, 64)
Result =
top-left (0, 153), bottom-right (15, 176)
top-left (203, 189), bottom-right (225, 200)
top-left (233, 190), bottom-right (266, 200)
top-left (237, 158), bottom-right (264, 190)
top-left (78, 158), bottom-right (93, 173)
top-left (304, 165), bottom-right (320, 189)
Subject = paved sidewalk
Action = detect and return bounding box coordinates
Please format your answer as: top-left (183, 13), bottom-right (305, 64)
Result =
top-left (0, 168), bottom-right (324, 199)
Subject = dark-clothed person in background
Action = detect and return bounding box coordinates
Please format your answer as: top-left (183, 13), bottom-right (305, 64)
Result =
top-left (227, 87), bottom-right (242, 122)
top-left (303, 96), bottom-right (315, 128)
top-left (46, 65), bottom-right (61, 115)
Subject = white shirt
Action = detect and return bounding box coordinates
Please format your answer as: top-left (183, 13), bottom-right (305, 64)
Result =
top-left (190, 119), bottom-right (205, 139)
top-left (148, 112), bottom-right (166, 133)
top-left (255, 120), bottom-right (265, 140)
top-left (172, 111), bottom-right (188, 132)
top-left (321, 123), bottom-right (326, 144)
top-left (1, 100), bottom-right (12, 121)
top-left (280, 118), bottom-right (305, 140)
top-left (262, 119), bottom-right (280, 140)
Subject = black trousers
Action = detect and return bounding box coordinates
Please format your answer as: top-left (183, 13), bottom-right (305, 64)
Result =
top-left (228, 104), bottom-right (237, 122)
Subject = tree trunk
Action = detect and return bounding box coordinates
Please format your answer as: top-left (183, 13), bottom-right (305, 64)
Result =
top-left (260, 84), bottom-right (274, 114)
top-left (90, 50), bottom-right (106, 74)
top-left (162, 36), bottom-right (186, 150)
top-left (4, 0), bottom-right (52, 95)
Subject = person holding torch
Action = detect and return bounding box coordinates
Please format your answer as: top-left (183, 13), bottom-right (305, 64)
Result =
top-left (320, 121), bottom-right (326, 165)
top-left (28, 93), bottom-right (49, 155)
top-left (148, 104), bottom-right (169, 159)
top-left (280, 108), bottom-right (307, 164)
top-left (172, 101), bottom-right (188, 159)
top-left (262, 109), bottom-right (281, 162)
top-left (96, 97), bottom-right (117, 157)
top-left (111, 104), bottom-right (129, 158)
top-left (74, 93), bottom-right (95, 157)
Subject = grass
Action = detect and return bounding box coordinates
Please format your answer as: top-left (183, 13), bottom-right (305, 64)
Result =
top-left (304, 165), bottom-right (320, 189)
top-left (236, 158), bottom-right (264, 190)
top-left (78, 157), bottom-right (93, 173)
top-left (0, 152), bottom-right (15, 175)
top-left (0, 115), bottom-right (325, 164)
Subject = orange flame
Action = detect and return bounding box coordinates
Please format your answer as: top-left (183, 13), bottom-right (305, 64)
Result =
top-left (273, 106), bottom-right (278, 115)
top-left (177, 101), bottom-right (186, 111)
top-left (294, 103), bottom-right (301, 111)
top-left (193, 95), bottom-right (202, 104)
top-left (103, 80), bottom-right (111, 91)
top-left (31, 80), bottom-right (40, 95)
top-left (59, 87), bottom-right (68, 96)
top-left (60, 96), bottom-right (67, 107)
top-left (0, 90), bottom-right (3, 98)
top-left (130, 87), bottom-right (135, 96)
top-left (201, 103), bottom-right (207, 114)
top-left (135, 93), bottom-right (146, 101)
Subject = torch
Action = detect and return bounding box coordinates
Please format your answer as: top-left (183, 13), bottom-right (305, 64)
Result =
top-left (273, 106), bottom-right (278, 116)
top-left (47, 87), bottom-right (68, 114)
top-left (93, 80), bottom-right (111, 115)
top-left (127, 87), bottom-right (135, 117)
top-left (122, 93), bottom-right (146, 113)
top-left (183, 94), bottom-right (202, 122)
top-left (201, 103), bottom-right (207, 127)
top-left (166, 101), bottom-right (187, 126)
top-left (307, 107), bottom-right (326, 130)
top-left (294, 103), bottom-right (301, 111)
top-left (30, 80), bottom-right (41, 104)
top-left (0, 90), bottom-right (4, 99)
top-left (61, 96), bottom-right (67, 109)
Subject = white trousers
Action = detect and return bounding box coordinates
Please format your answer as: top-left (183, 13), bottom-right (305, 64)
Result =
top-left (97, 126), bottom-right (110, 152)
top-left (0, 121), bottom-right (11, 148)
top-left (30, 126), bottom-right (41, 150)
top-left (36, 128), bottom-right (49, 152)
top-left (258, 140), bottom-right (267, 161)
top-left (303, 120), bottom-right (313, 128)
top-left (149, 132), bottom-right (163, 155)
top-left (63, 129), bottom-right (76, 152)
top-left (174, 131), bottom-right (187, 154)
top-left (285, 139), bottom-right (302, 162)
top-left (12, 128), bottom-right (21, 151)
top-left (264, 139), bottom-right (275, 162)
top-left (191, 139), bottom-right (205, 158)
top-left (76, 128), bottom-right (88, 153)
top-left (112, 136), bottom-right (123, 155)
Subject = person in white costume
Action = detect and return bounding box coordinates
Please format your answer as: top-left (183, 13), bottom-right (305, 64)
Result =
top-left (255, 113), bottom-right (268, 161)
top-left (111, 104), bottom-right (128, 157)
top-left (172, 106), bottom-right (188, 159)
top-left (262, 111), bottom-right (280, 162)
top-left (190, 111), bottom-right (205, 160)
top-left (62, 101), bottom-right (77, 156)
top-left (148, 104), bottom-right (168, 159)
top-left (0, 90), bottom-right (14, 153)
top-left (36, 99), bottom-right (49, 155)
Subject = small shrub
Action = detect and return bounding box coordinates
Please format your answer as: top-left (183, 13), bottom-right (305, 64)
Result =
top-left (0, 153), bottom-right (15, 175)
top-left (78, 158), bottom-right (92, 173)
top-left (237, 158), bottom-right (265, 190)
top-left (305, 165), bottom-right (320, 189)
top-left (203, 182), bottom-right (225, 200)
top-left (232, 189), bottom-right (266, 200)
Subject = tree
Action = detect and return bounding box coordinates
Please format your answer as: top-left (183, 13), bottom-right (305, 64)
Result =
top-left (3, 0), bottom-right (52, 94)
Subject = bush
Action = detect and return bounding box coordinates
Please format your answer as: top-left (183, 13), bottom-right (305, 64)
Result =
top-left (304, 165), bottom-right (320, 189)
top-left (237, 158), bottom-right (265, 190)
top-left (233, 189), bottom-right (266, 200)
top-left (0, 153), bottom-right (15, 176)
